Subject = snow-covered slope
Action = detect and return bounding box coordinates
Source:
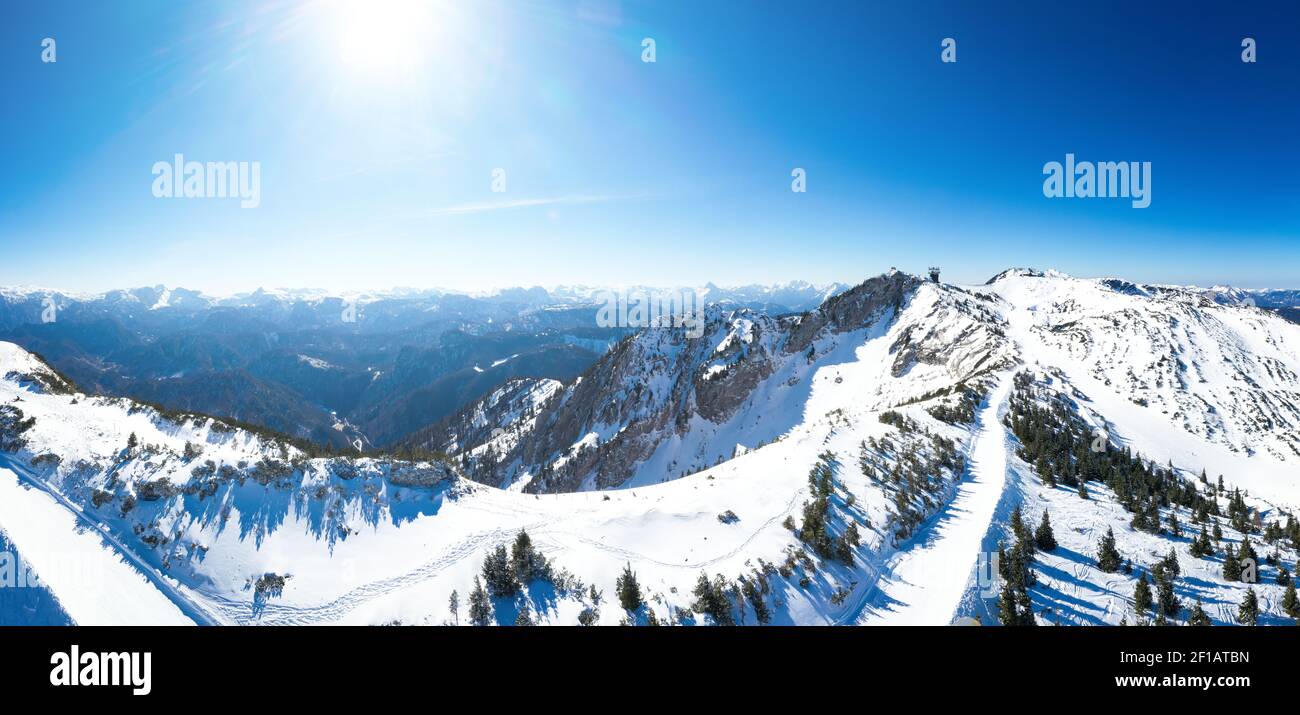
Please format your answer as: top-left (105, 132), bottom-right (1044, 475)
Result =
top-left (981, 270), bottom-right (1300, 505)
top-left (3, 268), bottom-right (1298, 626)
top-left (408, 272), bottom-right (1012, 493)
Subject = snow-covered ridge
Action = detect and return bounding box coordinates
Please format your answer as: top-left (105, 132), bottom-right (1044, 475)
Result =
top-left (0, 336), bottom-right (986, 625)
top-left (413, 272), bottom-right (1014, 493)
top-left (4, 267), bottom-right (1300, 627)
top-left (981, 270), bottom-right (1300, 498)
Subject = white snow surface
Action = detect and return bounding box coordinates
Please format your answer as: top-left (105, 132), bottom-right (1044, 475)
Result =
top-left (2, 270), bottom-right (1299, 626)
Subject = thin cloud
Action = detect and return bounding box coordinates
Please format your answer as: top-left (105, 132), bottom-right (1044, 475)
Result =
top-left (421, 193), bottom-right (644, 216)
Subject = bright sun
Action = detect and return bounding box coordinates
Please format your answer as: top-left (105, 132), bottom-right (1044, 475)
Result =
top-left (328, 0), bottom-right (448, 77)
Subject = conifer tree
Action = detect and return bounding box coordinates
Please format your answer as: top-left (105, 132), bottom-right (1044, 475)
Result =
top-left (997, 581), bottom-right (1020, 626)
top-left (1015, 587), bottom-right (1036, 626)
top-left (1223, 546), bottom-right (1242, 581)
top-left (1010, 505), bottom-right (1031, 553)
top-left (740, 576), bottom-right (771, 625)
top-left (468, 577), bottom-right (493, 626)
top-left (1190, 525), bottom-right (1211, 557)
top-left (1009, 539), bottom-right (1035, 590)
top-left (482, 544), bottom-right (520, 597)
top-left (844, 521), bottom-right (861, 549)
top-left (691, 572), bottom-right (735, 626)
top-left (1237, 535), bottom-right (1258, 567)
top-left (1282, 581), bottom-right (1299, 620)
top-left (1162, 547), bottom-right (1180, 580)
top-left (510, 529), bottom-right (551, 584)
top-left (1034, 510), bottom-right (1057, 552)
top-left (1156, 571), bottom-right (1180, 618)
top-left (1188, 599), bottom-right (1211, 626)
top-left (1237, 588), bottom-right (1260, 626)
top-left (448, 589), bottom-right (459, 626)
top-left (514, 601), bottom-right (534, 626)
top-left (1134, 572), bottom-right (1152, 614)
top-left (1097, 526), bottom-right (1122, 572)
top-left (615, 562), bottom-right (644, 612)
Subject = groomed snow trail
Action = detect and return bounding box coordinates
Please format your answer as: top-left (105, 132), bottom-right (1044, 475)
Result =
top-left (0, 462), bottom-right (203, 625)
top-left (856, 375), bottom-right (1012, 625)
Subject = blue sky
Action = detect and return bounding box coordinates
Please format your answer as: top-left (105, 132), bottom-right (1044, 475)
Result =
top-left (2, 0), bottom-right (1297, 293)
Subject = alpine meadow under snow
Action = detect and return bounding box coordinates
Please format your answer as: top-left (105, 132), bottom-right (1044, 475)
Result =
top-left (2, 269), bottom-right (1300, 626)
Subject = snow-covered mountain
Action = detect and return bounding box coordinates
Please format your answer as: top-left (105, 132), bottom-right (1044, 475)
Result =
top-left (0, 280), bottom-right (851, 452)
top-left (0, 281), bottom-right (849, 333)
top-left (2, 269), bottom-right (1298, 626)
top-left (403, 271), bottom-right (1011, 492)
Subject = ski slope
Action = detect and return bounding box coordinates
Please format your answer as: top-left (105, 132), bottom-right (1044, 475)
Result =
top-left (856, 376), bottom-right (1012, 625)
top-left (0, 463), bottom-right (195, 625)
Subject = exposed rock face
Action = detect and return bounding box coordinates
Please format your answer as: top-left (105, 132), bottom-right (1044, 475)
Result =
top-left (404, 271), bottom-right (1006, 494)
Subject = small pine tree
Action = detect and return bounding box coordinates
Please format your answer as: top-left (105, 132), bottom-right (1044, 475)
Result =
top-left (1035, 510), bottom-right (1057, 552)
top-left (514, 601), bottom-right (534, 626)
top-left (997, 581), bottom-right (1020, 626)
top-left (1011, 506), bottom-right (1032, 554)
top-left (1162, 547), bottom-right (1181, 580)
top-left (1223, 549), bottom-right (1242, 581)
top-left (1097, 526), bottom-right (1122, 573)
top-left (843, 521), bottom-right (861, 548)
top-left (1188, 599), bottom-right (1212, 626)
top-left (1237, 588), bottom-right (1260, 626)
top-left (615, 562), bottom-right (644, 612)
top-left (510, 529), bottom-right (550, 584)
top-left (1282, 581), bottom-right (1299, 620)
top-left (468, 577), bottom-right (493, 626)
top-left (1015, 587), bottom-right (1035, 626)
top-left (482, 544), bottom-right (520, 598)
top-left (691, 572), bottom-right (735, 626)
top-left (1134, 572), bottom-right (1153, 613)
top-left (448, 589), bottom-right (459, 626)
top-left (1190, 525), bottom-right (1211, 557)
top-left (1156, 571), bottom-right (1180, 618)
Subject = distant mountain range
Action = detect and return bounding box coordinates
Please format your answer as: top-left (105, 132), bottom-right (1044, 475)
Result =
top-left (4, 268), bottom-right (1298, 626)
top-left (0, 281), bottom-right (850, 450)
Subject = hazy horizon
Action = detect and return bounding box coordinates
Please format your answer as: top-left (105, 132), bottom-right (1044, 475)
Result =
top-left (2, 264), bottom-right (1298, 298)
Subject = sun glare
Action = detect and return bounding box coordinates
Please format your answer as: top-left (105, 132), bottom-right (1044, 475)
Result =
top-left (328, 0), bottom-right (447, 77)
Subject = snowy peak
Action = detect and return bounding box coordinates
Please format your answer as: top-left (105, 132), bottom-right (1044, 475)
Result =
top-left (406, 271), bottom-right (1014, 493)
top-left (983, 271), bottom-right (1300, 504)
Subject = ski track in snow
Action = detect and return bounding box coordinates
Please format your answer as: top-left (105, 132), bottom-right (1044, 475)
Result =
top-left (0, 458), bottom-right (202, 625)
top-left (854, 375), bottom-right (1013, 625)
top-left (6, 272), bottom-right (1299, 626)
top-left (198, 519), bottom-right (553, 625)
